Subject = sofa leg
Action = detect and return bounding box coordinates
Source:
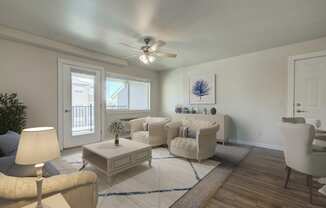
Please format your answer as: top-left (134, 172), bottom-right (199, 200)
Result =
top-left (284, 166), bottom-right (291, 188)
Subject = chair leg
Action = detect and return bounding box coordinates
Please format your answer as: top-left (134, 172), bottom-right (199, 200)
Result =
top-left (307, 175), bottom-right (313, 204)
top-left (284, 166), bottom-right (291, 188)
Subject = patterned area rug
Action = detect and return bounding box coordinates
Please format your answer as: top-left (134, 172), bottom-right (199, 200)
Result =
top-left (61, 147), bottom-right (220, 208)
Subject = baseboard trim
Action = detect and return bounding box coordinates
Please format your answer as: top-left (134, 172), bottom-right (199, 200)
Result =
top-left (229, 139), bottom-right (283, 151)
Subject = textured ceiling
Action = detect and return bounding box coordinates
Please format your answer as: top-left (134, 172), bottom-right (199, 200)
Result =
top-left (0, 0), bottom-right (326, 70)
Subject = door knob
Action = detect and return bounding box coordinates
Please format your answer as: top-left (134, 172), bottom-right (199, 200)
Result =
top-left (296, 110), bottom-right (306, 113)
top-left (65, 109), bottom-right (71, 113)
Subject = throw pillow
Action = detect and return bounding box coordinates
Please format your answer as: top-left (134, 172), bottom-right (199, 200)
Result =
top-left (0, 131), bottom-right (20, 156)
top-left (187, 128), bottom-right (197, 138)
top-left (143, 122), bottom-right (149, 131)
top-left (179, 126), bottom-right (188, 137)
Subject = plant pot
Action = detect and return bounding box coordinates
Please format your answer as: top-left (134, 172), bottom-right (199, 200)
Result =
top-left (114, 134), bottom-right (119, 146)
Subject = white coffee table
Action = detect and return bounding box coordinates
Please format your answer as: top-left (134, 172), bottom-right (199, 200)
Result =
top-left (82, 138), bottom-right (152, 185)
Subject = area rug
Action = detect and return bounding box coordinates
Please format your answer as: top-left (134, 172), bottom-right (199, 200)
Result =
top-left (61, 147), bottom-right (220, 208)
top-left (170, 144), bottom-right (251, 208)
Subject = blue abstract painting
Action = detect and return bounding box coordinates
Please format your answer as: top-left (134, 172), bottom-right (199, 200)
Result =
top-left (189, 74), bottom-right (215, 104)
top-left (192, 80), bottom-right (209, 100)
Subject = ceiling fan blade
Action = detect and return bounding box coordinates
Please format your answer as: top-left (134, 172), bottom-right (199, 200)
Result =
top-left (123, 54), bottom-right (140, 59)
top-left (120, 42), bottom-right (141, 51)
top-left (149, 40), bottom-right (166, 52)
top-left (154, 51), bottom-right (177, 58)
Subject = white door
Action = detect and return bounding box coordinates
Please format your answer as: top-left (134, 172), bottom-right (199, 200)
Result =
top-left (294, 55), bottom-right (326, 129)
top-left (61, 63), bottom-right (102, 148)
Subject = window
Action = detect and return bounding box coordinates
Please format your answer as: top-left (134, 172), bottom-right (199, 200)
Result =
top-left (106, 76), bottom-right (150, 111)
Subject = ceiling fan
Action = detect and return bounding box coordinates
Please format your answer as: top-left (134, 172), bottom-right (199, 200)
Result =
top-left (120, 37), bottom-right (177, 64)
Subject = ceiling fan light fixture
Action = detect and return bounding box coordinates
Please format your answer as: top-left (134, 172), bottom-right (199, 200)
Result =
top-left (139, 54), bottom-right (155, 64)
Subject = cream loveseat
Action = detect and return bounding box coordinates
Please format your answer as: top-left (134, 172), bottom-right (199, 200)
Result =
top-left (130, 117), bottom-right (170, 146)
top-left (166, 119), bottom-right (219, 161)
top-left (0, 170), bottom-right (97, 208)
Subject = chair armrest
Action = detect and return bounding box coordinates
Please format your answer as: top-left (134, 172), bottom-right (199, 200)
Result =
top-left (196, 125), bottom-right (219, 160)
top-left (316, 129), bottom-right (326, 134)
top-left (165, 121), bottom-right (182, 146)
top-left (129, 118), bottom-right (146, 134)
top-left (315, 134), bottom-right (326, 142)
top-left (198, 125), bottom-right (219, 137)
top-left (148, 121), bottom-right (167, 137)
top-left (0, 171), bottom-right (97, 200)
top-left (197, 125), bottom-right (219, 147)
top-left (312, 144), bottom-right (326, 153)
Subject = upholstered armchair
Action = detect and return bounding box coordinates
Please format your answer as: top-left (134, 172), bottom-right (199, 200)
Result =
top-left (282, 117), bottom-right (326, 147)
top-left (280, 123), bottom-right (326, 203)
top-left (166, 120), bottom-right (219, 161)
top-left (0, 171), bottom-right (97, 208)
top-left (129, 117), bottom-right (170, 146)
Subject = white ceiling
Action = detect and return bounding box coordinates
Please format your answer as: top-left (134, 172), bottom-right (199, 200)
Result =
top-left (0, 0), bottom-right (326, 71)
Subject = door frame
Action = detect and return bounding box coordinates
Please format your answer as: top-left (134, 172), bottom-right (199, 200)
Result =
top-left (288, 50), bottom-right (326, 117)
top-left (58, 58), bottom-right (105, 149)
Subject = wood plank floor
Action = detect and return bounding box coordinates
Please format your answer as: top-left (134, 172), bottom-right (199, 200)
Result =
top-left (205, 147), bottom-right (326, 208)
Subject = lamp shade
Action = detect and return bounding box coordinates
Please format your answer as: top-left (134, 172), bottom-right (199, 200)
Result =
top-left (15, 127), bottom-right (60, 165)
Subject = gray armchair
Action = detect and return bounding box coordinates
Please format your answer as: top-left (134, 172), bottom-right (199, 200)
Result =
top-left (166, 120), bottom-right (219, 161)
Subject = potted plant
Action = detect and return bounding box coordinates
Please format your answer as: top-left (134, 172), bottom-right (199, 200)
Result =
top-left (0, 93), bottom-right (27, 134)
top-left (109, 120), bottom-right (124, 146)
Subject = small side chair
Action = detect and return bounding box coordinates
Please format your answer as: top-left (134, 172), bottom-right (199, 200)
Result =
top-left (280, 122), bottom-right (326, 203)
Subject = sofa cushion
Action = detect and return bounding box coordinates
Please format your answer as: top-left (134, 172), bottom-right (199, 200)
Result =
top-left (170, 137), bottom-right (197, 159)
top-left (132, 131), bottom-right (149, 144)
top-left (178, 126), bottom-right (188, 137)
top-left (0, 131), bottom-right (20, 156)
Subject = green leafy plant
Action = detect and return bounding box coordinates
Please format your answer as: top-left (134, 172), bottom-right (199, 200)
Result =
top-left (109, 120), bottom-right (124, 136)
top-left (0, 93), bottom-right (27, 134)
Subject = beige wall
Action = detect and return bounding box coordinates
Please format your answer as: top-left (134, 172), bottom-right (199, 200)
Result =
top-left (160, 36), bottom-right (326, 150)
top-left (0, 38), bottom-right (160, 135)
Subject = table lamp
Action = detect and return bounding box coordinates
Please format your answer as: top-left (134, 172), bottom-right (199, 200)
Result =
top-left (15, 127), bottom-right (60, 208)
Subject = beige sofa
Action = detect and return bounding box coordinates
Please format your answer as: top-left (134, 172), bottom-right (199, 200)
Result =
top-left (130, 117), bottom-right (170, 146)
top-left (166, 119), bottom-right (219, 161)
top-left (0, 170), bottom-right (97, 208)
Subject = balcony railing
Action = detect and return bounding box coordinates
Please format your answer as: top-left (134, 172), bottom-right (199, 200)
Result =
top-left (72, 105), bottom-right (94, 135)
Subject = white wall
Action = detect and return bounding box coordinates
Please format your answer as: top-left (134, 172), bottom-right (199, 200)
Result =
top-left (160, 36), bottom-right (326, 150)
top-left (0, 38), bottom-right (160, 138)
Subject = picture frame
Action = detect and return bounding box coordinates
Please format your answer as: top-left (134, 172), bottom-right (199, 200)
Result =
top-left (188, 73), bottom-right (216, 104)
